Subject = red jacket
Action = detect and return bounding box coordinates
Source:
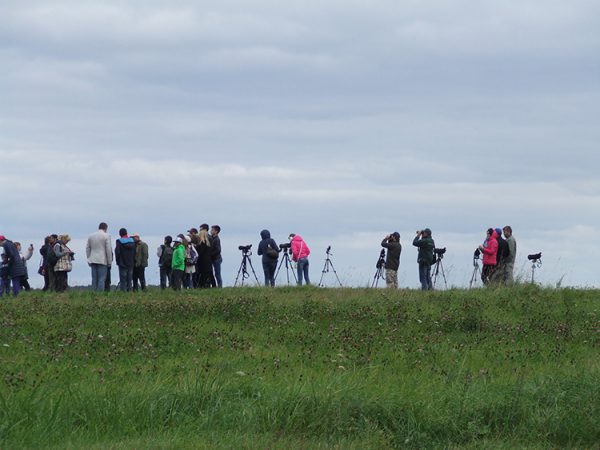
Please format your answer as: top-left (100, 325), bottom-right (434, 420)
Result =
top-left (291, 235), bottom-right (310, 261)
top-left (481, 230), bottom-right (498, 265)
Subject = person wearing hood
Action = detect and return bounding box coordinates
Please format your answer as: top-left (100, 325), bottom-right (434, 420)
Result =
top-left (115, 228), bottom-right (136, 292)
top-left (289, 233), bottom-right (311, 286)
top-left (492, 227), bottom-right (509, 284)
top-left (0, 236), bottom-right (26, 297)
top-left (257, 230), bottom-right (280, 287)
top-left (478, 228), bottom-right (498, 285)
top-left (413, 228), bottom-right (435, 290)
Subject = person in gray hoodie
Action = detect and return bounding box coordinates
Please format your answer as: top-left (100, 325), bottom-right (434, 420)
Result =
top-left (257, 230), bottom-right (280, 287)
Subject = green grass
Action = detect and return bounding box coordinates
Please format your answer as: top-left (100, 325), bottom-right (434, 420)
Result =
top-left (1, 285), bottom-right (599, 449)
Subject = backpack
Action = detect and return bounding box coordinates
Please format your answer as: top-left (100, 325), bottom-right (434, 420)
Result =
top-left (159, 245), bottom-right (174, 267)
top-left (266, 244), bottom-right (278, 259)
top-left (47, 248), bottom-right (59, 267)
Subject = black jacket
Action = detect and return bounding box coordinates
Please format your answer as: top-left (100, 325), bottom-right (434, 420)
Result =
top-left (257, 230), bottom-right (279, 264)
top-left (496, 236), bottom-right (509, 264)
top-left (115, 237), bottom-right (136, 269)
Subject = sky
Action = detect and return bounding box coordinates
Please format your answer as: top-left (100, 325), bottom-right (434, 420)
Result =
top-left (1, 0), bottom-right (599, 289)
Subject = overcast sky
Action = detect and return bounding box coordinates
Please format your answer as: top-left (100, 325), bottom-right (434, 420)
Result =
top-left (1, 0), bottom-right (599, 288)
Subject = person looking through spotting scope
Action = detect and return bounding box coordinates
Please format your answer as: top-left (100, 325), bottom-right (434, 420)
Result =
top-left (289, 233), bottom-right (311, 286)
top-left (478, 228), bottom-right (498, 286)
top-left (413, 228), bottom-right (435, 290)
top-left (381, 232), bottom-right (401, 289)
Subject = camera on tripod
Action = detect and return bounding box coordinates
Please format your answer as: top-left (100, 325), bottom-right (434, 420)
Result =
top-left (528, 252), bottom-right (542, 261)
top-left (473, 248), bottom-right (481, 259)
top-left (376, 249), bottom-right (385, 269)
top-left (238, 244), bottom-right (252, 253)
top-left (279, 243), bottom-right (291, 250)
top-left (434, 247), bottom-right (446, 257)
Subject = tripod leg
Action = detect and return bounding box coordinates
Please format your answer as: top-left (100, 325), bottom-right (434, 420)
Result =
top-left (247, 257), bottom-right (261, 286)
top-left (318, 259), bottom-right (329, 287)
top-left (328, 260), bottom-right (343, 287)
top-left (234, 260), bottom-right (246, 287)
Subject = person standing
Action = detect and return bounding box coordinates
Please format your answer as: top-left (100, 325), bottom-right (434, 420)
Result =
top-left (503, 226), bottom-right (517, 283)
top-left (258, 230), bottom-right (280, 287)
top-left (171, 237), bottom-right (185, 290)
top-left (195, 229), bottom-right (213, 288)
top-left (381, 232), bottom-right (402, 289)
top-left (0, 236), bottom-right (26, 297)
top-left (45, 234), bottom-right (58, 292)
top-left (210, 225), bottom-right (222, 288)
top-left (413, 228), bottom-right (435, 290)
top-left (157, 236), bottom-right (173, 290)
top-left (115, 228), bottom-right (136, 292)
top-left (0, 252), bottom-right (10, 297)
top-left (289, 233), bottom-right (311, 286)
top-left (492, 227), bottom-right (509, 284)
top-left (15, 242), bottom-right (33, 291)
top-left (86, 222), bottom-right (113, 292)
top-left (53, 235), bottom-right (74, 293)
top-left (478, 228), bottom-right (498, 286)
top-left (132, 234), bottom-right (149, 291)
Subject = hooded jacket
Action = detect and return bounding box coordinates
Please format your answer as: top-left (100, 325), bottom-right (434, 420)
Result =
top-left (172, 243), bottom-right (185, 271)
top-left (1, 240), bottom-right (26, 278)
top-left (481, 230), bottom-right (499, 266)
top-left (115, 237), bottom-right (136, 269)
top-left (257, 230), bottom-right (280, 263)
top-left (412, 234), bottom-right (435, 265)
top-left (290, 235), bottom-right (310, 262)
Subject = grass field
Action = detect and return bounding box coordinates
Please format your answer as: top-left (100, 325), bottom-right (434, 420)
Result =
top-left (1, 286), bottom-right (599, 449)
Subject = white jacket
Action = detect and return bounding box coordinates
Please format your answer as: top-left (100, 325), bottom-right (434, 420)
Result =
top-left (86, 230), bottom-right (113, 266)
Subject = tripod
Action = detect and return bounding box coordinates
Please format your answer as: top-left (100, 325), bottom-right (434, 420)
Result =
top-left (469, 255), bottom-right (482, 289)
top-left (432, 253), bottom-right (448, 290)
top-left (234, 247), bottom-right (261, 287)
top-left (275, 247), bottom-right (297, 285)
top-left (318, 246), bottom-right (343, 287)
top-left (371, 249), bottom-right (386, 288)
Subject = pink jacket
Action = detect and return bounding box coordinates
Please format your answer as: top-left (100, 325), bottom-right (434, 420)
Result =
top-left (291, 235), bottom-right (310, 261)
top-left (481, 230), bottom-right (498, 265)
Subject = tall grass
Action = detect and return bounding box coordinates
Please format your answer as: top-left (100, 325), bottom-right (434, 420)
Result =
top-left (0, 285), bottom-right (599, 448)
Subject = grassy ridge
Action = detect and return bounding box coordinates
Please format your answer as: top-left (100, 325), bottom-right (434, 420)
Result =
top-left (0, 286), bottom-right (599, 449)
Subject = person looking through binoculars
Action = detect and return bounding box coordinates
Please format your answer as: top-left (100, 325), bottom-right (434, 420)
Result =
top-left (413, 228), bottom-right (435, 290)
top-left (381, 232), bottom-right (401, 289)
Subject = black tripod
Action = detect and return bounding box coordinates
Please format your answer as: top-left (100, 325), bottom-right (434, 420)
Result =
top-left (234, 245), bottom-right (261, 287)
top-left (318, 246), bottom-right (343, 287)
top-left (371, 249), bottom-right (386, 288)
top-left (432, 248), bottom-right (448, 290)
top-left (469, 251), bottom-right (482, 289)
top-left (275, 245), bottom-right (297, 285)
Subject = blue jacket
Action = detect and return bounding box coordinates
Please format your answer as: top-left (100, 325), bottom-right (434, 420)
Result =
top-left (257, 230), bottom-right (279, 264)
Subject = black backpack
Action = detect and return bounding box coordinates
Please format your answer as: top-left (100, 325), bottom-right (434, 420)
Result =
top-left (159, 245), bottom-right (174, 267)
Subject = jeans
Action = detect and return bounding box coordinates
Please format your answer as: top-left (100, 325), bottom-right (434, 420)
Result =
top-left (262, 259), bottom-right (277, 287)
top-left (118, 266), bottom-right (133, 292)
top-left (55, 271), bottom-right (68, 293)
top-left (212, 257), bottom-right (223, 288)
top-left (90, 264), bottom-right (108, 292)
top-left (297, 258), bottom-right (310, 286)
top-left (159, 265), bottom-right (172, 289)
top-left (0, 277), bottom-right (12, 297)
top-left (418, 263), bottom-right (432, 290)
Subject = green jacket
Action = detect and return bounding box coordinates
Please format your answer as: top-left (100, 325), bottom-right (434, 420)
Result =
top-left (172, 244), bottom-right (185, 271)
top-left (412, 235), bottom-right (435, 265)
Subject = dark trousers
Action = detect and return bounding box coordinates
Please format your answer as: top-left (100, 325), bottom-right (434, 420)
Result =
top-left (212, 258), bottom-right (222, 288)
top-left (43, 269), bottom-right (50, 291)
top-left (55, 271), bottom-right (68, 292)
top-left (133, 266), bottom-right (146, 291)
top-left (105, 266), bottom-right (112, 292)
top-left (262, 260), bottom-right (277, 287)
top-left (482, 265), bottom-right (496, 285)
top-left (47, 267), bottom-right (56, 292)
top-left (160, 266), bottom-right (172, 289)
top-left (171, 269), bottom-right (184, 290)
top-left (20, 276), bottom-right (31, 291)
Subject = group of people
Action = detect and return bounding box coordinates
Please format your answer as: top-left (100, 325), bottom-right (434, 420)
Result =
top-left (1, 224), bottom-right (518, 297)
top-left (257, 231), bottom-right (311, 287)
top-left (379, 228), bottom-right (437, 290)
top-left (379, 226), bottom-right (517, 290)
top-left (478, 226), bottom-right (517, 285)
top-left (84, 222), bottom-right (224, 292)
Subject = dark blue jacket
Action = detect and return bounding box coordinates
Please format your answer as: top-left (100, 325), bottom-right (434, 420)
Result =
top-left (257, 230), bottom-right (279, 264)
top-left (115, 237), bottom-right (136, 269)
top-left (2, 240), bottom-right (26, 278)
